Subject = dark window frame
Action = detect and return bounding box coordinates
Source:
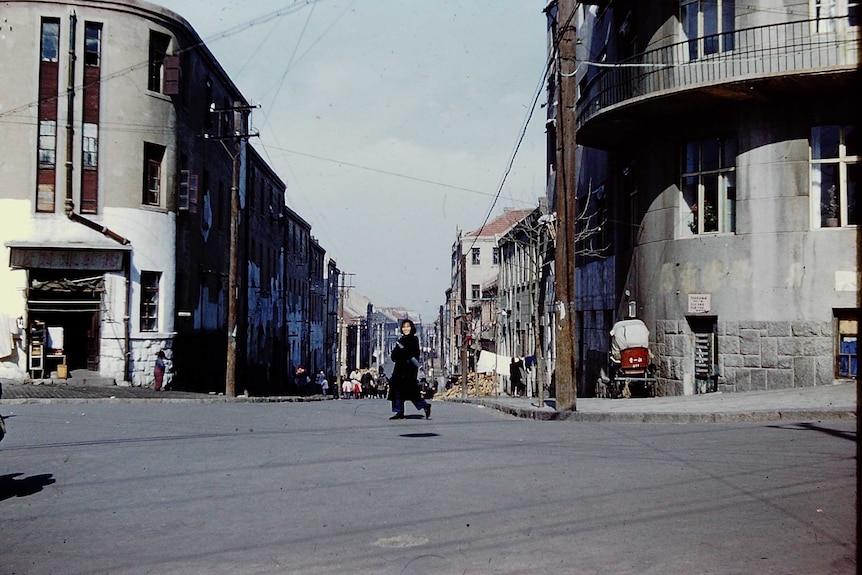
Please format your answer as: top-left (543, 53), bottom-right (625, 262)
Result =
top-left (84, 22), bottom-right (102, 67)
top-left (143, 142), bottom-right (165, 206)
top-left (41, 19), bottom-right (60, 63)
top-left (147, 31), bottom-right (171, 93)
top-left (140, 271), bottom-right (161, 332)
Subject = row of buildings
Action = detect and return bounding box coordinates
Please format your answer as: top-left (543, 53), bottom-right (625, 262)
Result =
top-left (441, 0), bottom-right (858, 400)
top-left (0, 0), bottom-right (372, 394)
top-left (1, 0), bottom-right (857, 401)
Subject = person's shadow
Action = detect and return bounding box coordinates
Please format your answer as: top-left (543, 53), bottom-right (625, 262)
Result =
top-left (0, 473), bottom-right (56, 502)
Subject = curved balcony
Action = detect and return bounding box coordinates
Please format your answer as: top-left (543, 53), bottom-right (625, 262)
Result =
top-left (576, 17), bottom-right (859, 148)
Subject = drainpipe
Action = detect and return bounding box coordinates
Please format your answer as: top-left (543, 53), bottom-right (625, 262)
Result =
top-left (124, 251), bottom-right (131, 383)
top-left (65, 10), bottom-right (131, 380)
top-left (65, 10), bottom-right (76, 215)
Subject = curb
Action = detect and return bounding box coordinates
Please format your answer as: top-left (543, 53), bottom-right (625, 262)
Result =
top-left (446, 398), bottom-right (857, 423)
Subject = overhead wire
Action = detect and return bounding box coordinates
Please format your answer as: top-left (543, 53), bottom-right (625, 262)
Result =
top-left (267, 145), bottom-right (536, 203)
top-left (463, 49), bottom-right (555, 258)
top-left (0, 0), bottom-right (321, 121)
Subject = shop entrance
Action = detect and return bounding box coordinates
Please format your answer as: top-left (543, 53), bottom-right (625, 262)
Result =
top-left (27, 272), bottom-right (103, 375)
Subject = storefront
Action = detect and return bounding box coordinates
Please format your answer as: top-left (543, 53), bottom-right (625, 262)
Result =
top-left (7, 243), bottom-right (130, 379)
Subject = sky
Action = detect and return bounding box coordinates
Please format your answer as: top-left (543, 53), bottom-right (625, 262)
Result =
top-left (150, 0), bottom-right (550, 320)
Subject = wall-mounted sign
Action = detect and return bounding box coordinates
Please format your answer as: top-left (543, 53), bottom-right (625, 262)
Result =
top-left (688, 293), bottom-right (711, 314)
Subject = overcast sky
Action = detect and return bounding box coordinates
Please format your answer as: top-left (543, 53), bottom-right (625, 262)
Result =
top-left (150, 0), bottom-right (550, 320)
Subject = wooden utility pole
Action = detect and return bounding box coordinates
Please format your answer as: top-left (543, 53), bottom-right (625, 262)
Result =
top-left (335, 272), bottom-right (354, 397)
top-left (336, 273), bottom-right (346, 396)
top-left (209, 102), bottom-right (256, 397)
top-left (225, 104), bottom-right (243, 397)
top-left (460, 253), bottom-right (468, 399)
top-left (554, 0), bottom-right (578, 411)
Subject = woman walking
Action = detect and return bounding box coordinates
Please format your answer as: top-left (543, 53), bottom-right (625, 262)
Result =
top-left (388, 319), bottom-right (431, 420)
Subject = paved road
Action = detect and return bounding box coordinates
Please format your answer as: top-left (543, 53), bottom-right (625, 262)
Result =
top-left (0, 400), bottom-right (855, 574)
top-left (2, 379), bottom-right (856, 423)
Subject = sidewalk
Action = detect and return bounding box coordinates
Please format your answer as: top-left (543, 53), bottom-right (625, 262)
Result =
top-left (446, 380), bottom-right (857, 423)
top-left (1, 380), bottom-right (856, 423)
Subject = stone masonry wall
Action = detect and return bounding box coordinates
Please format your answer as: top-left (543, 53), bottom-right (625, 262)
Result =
top-left (654, 320), bottom-right (837, 396)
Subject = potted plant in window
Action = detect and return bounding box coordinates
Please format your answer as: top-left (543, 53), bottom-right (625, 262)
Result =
top-left (823, 186), bottom-right (840, 227)
top-left (688, 201), bottom-right (718, 234)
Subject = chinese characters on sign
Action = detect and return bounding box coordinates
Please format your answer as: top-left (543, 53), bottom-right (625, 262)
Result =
top-left (688, 293), bottom-right (711, 314)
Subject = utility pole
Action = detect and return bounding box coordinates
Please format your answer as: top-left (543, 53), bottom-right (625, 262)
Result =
top-left (555, 0), bottom-right (578, 411)
top-left (335, 272), bottom-right (354, 397)
top-left (208, 101), bottom-right (257, 397)
top-left (460, 253), bottom-right (468, 399)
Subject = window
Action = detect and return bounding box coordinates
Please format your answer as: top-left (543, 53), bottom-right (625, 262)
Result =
top-left (84, 22), bottom-right (101, 67)
top-left (82, 123), bottom-right (98, 167)
top-left (471, 284), bottom-right (481, 301)
top-left (140, 271), bottom-right (161, 332)
top-left (682, 137), bottom-right (737, 235)
top-left (837, 316), bottom-right (857, 378)
top-left (36, 179), bottom-right (55, 213)
top-left (681, 0), bottom-right (735, 59)
top-left (41, 19), bottom-right (60, 62)
top-left (38, 120), bottom-right (56, 165)
top-left (812, 0), bottom-right (860, 30)
top-left (812, 0), bottom-right (859, 30)
top-left (493, 247), bottom-right (500, 265)
top-left (148, 31), bottom-right (171, 93)
top-left (178, 169), bottom-right (198, 213)
top-left (811, 125), bottom-right (858, 228)
top-left (471, 247), bottom-right (481, 265)
top-left (143, 143), bottom-right (165, 206)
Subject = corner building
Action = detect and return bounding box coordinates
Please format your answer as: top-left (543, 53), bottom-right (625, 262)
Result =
top-left (552, 1), bottom-right (859, 395)
top-left (0, 1), bottom-right (314, 392)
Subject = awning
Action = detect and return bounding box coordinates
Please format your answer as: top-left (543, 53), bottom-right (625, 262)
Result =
top-left (6, 241), bottom-right (130, 271)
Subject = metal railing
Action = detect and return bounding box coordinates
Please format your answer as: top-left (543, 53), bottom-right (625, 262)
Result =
top-left (577, 17), bottom-right (859, 130)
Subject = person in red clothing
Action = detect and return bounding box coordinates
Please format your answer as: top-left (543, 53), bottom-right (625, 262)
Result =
top-left (154, 351), bottom-right (166, 391)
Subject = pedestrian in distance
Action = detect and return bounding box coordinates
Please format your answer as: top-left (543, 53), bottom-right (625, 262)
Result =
top-left (154, 350), bottom-right (166, 391)
top-left (315, 370), bottom-right (329, 396)
top-left (349, 368), bottom-right (362, 398)
top-left (509, 356), bottom-right (525, 397)
top-left (295, 365), bottom-right (310, 396)
top-left (388, 319), bottom-right (431, 420)
top-left (376, 373), bottom-right (388, 399)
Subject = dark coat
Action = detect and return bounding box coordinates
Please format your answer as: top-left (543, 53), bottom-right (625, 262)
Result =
top-left (388, 333), bottom-right (422, 402)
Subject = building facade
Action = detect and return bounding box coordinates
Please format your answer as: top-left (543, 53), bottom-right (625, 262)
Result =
top-left (496, 203), bottom-right (555, 397)
top-left (548, 0), bottom-right (858, 396)
top-left (0, 0), bottom-right (333, 393)
top-left (444, 209), bottom-right (534, 377)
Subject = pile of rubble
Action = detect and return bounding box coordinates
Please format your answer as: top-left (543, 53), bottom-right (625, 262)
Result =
top-left (439, 373), bottom-right (498, 398)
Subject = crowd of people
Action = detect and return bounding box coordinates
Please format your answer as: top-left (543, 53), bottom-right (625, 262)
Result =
top-left (288, 365), bottom-right (436, 402)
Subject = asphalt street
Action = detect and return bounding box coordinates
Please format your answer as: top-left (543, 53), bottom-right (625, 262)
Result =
top-left (0, 399), bottom-right (855, 574)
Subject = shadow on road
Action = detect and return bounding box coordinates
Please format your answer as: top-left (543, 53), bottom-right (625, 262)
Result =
top-left (0, 473), bottom-right (56, 502)
top-left (767, 422), bottom-right (857, 442)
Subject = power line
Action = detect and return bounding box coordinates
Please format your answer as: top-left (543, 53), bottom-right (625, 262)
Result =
top-left (270, 145), bottom-right (535, 202)
top-left (465, 53), bottom-right (553, 257)
top-left (0, 1), bottom-right (322, 121)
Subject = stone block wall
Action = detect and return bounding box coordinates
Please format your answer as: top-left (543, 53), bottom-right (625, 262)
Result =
top-left (100, 335), bottom-right (173, 388)
top-left (654, 319), bottom-right (838, 395)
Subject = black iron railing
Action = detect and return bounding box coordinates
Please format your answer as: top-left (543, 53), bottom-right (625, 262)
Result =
top-left (576, 17), bottom-right (859, 129)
